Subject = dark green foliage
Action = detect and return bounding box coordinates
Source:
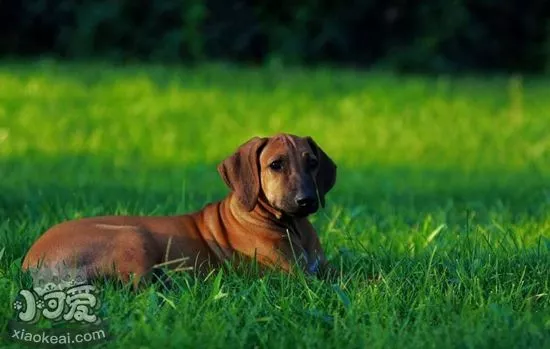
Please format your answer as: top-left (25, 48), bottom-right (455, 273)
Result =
top-left (1, 0), bottom-right (549, 72)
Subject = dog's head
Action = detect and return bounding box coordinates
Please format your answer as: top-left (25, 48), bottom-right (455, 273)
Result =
top-left (218, 133), bottom-right (337, 217)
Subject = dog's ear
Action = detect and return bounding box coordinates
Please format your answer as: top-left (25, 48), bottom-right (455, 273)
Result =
top-left (306, 137), bottom-right (337, 208)
top-left (217, 136), bottom-right (269, 211)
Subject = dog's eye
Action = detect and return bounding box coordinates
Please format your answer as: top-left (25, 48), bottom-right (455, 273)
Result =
top-left (269, 160), bottom-right (283, 171)
top-left (307, 158), bottom-right (318, 169)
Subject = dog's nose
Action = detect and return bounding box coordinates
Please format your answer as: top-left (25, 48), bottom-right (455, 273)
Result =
top-left (296, 196), bottom-right (317, 208)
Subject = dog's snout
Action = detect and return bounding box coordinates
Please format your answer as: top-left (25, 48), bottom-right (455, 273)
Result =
top-left (296, 195), bottom-right (317, 208)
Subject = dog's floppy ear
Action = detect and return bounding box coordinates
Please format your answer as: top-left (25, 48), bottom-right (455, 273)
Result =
top-left (306, 137), bottom-right (337, 208)
top-left (217, 136), bottom-right (268, 211)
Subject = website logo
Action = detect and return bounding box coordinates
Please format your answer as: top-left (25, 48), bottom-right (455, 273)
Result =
top-left (7, 264), bottom-right (111, 347)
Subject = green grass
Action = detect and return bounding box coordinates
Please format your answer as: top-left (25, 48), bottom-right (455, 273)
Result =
top-left (1, 60), bottom-right (549, 348)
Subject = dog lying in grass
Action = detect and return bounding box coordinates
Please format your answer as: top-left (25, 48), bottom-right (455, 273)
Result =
top-left (22, 133), bottom-right (337, 286)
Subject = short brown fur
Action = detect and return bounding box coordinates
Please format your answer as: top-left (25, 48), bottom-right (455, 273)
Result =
top-left (22, 133), bottom-right (337, 285)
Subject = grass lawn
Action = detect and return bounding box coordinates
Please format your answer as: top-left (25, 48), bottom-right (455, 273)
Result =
top-left (0, 60), bottom-right (549, 348)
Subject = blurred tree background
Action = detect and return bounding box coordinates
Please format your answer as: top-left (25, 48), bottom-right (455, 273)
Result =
top-left (0, 0), bottom-right (549, 73)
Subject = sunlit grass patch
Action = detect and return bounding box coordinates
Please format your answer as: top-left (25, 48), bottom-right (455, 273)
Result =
top-left (0, 60), bottom-right (549, 348)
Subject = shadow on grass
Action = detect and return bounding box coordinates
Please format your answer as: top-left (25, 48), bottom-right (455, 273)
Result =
top-left (2, 152), bottom-right (549, 224)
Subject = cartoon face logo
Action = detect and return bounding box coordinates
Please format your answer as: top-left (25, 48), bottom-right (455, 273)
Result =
top-left (13, 265), bottom-right (101, 325)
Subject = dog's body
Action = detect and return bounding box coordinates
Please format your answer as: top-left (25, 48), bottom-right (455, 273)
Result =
top-left (22, 134), bottom-right (337, 284)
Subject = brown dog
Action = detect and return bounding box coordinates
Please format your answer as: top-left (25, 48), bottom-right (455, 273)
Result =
top-left (22, 133), bottom-right (337, 285)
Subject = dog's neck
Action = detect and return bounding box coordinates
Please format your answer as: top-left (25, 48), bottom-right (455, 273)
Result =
top-left (224, 192), bottom-right (301, 236)
top-left (212, 193), bottom-right (310, 271)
